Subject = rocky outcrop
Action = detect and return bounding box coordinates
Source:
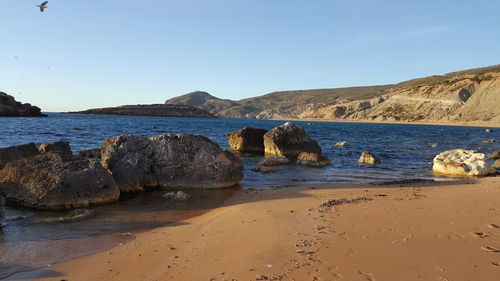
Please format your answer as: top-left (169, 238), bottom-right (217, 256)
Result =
top-left (0, 92), bottom-right (47, 117)
top-left (165, 65), bottom-right (500, 124)
top-left (37, 141), bottom-right (72, 157)
top-left (358, 152), bottom-right (381, 165)
top-left (72, 104), bottom-right (216, 118)
top-left (79, 148), bottom-right (102, 158)
top-left (101, 134), bottom-right (243, 192)
top-left (263, 122), bottom-right (321, 158)
top-left (432, 149), bottom-right (495, 176)
top-left (259, 156), bottom-right (290, 166)
top-left (227, 127), bottom-right (268, 154)
top-left (0, 147), bottom-right (120, 210)
top-left (0, 143), bottom-right (40, 169)
top-left (489, 150), bottom-right (500, 159)
top-left (297, 152), bottom-right (331, 167)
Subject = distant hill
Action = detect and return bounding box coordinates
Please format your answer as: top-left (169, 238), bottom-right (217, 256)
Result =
top-left (72, 104), bottom-right (216, 118)
top-left (165, 65), bottom-right (500, 123)
top-left (0, 92), bottom-right (46, 117)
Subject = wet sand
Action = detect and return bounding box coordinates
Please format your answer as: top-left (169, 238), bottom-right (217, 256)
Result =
top-left (14, 176), bottom-right (500, 281)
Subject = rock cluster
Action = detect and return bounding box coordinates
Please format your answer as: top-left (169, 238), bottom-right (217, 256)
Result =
top-left (432, 149), bottom-right (495, 176)
top-left (0, 142), bottom-right (119, 210)
top-left (101, 134), bottom-right (243, 192)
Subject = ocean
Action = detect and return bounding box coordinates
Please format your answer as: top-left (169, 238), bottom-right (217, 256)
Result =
top-left (0, 113), bottom-right (499, 278)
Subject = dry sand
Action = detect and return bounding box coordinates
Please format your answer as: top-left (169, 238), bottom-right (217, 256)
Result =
top-left (14, 176), bottom-right (500, 281)
top-left (271, 117), bottom-right (500, 129)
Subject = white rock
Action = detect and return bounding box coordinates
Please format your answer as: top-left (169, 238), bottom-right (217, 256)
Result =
top-left (432, 149), bottom-right (495, 176)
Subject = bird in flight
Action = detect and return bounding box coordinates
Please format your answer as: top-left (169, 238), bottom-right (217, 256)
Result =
top-left (36, 1), bottom-right (48, 12)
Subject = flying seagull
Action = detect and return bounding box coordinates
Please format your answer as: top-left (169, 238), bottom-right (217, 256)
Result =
top-left (36, 1), bottom-right (48, 12)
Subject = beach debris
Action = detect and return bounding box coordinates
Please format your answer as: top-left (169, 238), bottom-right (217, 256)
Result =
top-left (263, 122), bottom-right (321, 158)
top-left (36, 1), bottom-right (48, 12)
top-left (259, 156), bottom-right (290, 166)
top-left (334, 141), bottom-right (346, 147)
top-left (482, 139), bottom-right (496, 144)
top-left (487, 224), bottom-right (500, 229)
top-left (227, 127), bottom-right (268, 154)
top-left (481, 245), bottom-right (500, 253)
top-left (163, 191), bottom-right (190, 201)
top-left (432, 149), bottom-right (495, 176)
top-left (296, 152), bottom-right (331, 167)
top-left (264, 264), bottom-right (273, 268)
top-left (358, 151), bottom-right (381, 165)
top-left (319, 197), bottom-right (373, 211)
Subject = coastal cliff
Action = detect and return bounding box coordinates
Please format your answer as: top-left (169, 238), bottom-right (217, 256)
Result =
top-left (72, 104), bottom-right (216, 118)
top-left (165, 65), bottom-right (500, 124)
top-left (0, 92), bottom-right (47, 117)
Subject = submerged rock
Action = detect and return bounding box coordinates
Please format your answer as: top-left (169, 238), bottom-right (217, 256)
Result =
top-left (251, 166), bottom-right (278, 174)
top-left (78, 148), bottom-right (102, 159)
top-left (163, 190), bottom-right (190, 201)
top-left (259, 156), bottom-right (290, 166)
top-left (432, 149), bottom-right (495, 176)
top-left (358, 151), bottom-right (381, 165)
top-left (0, 152), bottom-right (120, 210)
top-left (297, 152), bottom-right (331, 167)
top-left (263, 122), bottom-right (321, 158)
top-left (227, 127), bottom-right (268, 154)
top-left (101, 134), bottom-right (244, 192)
top-left (334, 141), bottom-right (346, 147)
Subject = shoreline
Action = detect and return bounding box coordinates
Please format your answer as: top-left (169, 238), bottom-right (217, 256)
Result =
top-left (271, 117), bottom-right (500, 128)
top-left (15, 176), bottom-right (500, 281)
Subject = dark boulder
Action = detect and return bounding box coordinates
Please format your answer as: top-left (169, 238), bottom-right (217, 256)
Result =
top-left (101, 134), bottom-right (244, 192)
top-left (79, 148), bottom-right (102, 159)
top-left (227, 127), bottom-right (268, 154)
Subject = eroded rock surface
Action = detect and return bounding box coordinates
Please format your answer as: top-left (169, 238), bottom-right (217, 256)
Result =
top-left (432, 149), bottom-right (495, 176)
top-left (263, 122), bottom-right (321, 158)
top-left (102, 134), bottom-right (243, 192)
top-left (227, 127), bottom-right (268, 154)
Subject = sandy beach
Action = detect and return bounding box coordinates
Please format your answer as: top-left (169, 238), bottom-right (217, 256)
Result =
top-left (12, 176), bottom-right (499, 281)
top-left (272, 117), bottom-right (500, 129)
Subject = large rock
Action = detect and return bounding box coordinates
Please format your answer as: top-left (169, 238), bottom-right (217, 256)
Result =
top-left (227, 127), bottom-right (268, 154)
top-left (101, 134), bottom-right (244, 192)
top-left (37, 141), bottom-right (72, 157)
top-left (432, 149), bottom-right (495, 176)
top-left (358, 151), bottom-right (381, 165)
top-left (297, 152), bottom-right (331, 167)
top-left (79, 148), bottom-right (102, 159)
top-left (0, 153), bottom-right (120, 210)
top-left (0, 143), bottom-right (40, 169)
top-left (494, 159), bottom-right (500, 169)
top-left (0, 92), bottom-right (47, 117)
top-left (263, 122), bottom-right (321, 158)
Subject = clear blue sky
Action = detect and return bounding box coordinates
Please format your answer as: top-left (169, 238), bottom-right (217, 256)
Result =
top-left (1, 0), bottom-right (499, 112)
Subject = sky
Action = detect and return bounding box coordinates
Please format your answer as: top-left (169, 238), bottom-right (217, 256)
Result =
top-left (0, 0), bottom-right (499, 112)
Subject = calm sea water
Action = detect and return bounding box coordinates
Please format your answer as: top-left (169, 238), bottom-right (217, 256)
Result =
top-left (1, 113), bottom-right (498, 186)
top-left (0, 113), bottom-right (499, 278)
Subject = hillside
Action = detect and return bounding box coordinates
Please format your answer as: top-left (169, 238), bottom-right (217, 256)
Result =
top-left (72, 104), bottom-right (216, 118)
top-left (165, 65), bottom-right (500, 123)
top-left (0, 92), bottom-right (47, 117)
